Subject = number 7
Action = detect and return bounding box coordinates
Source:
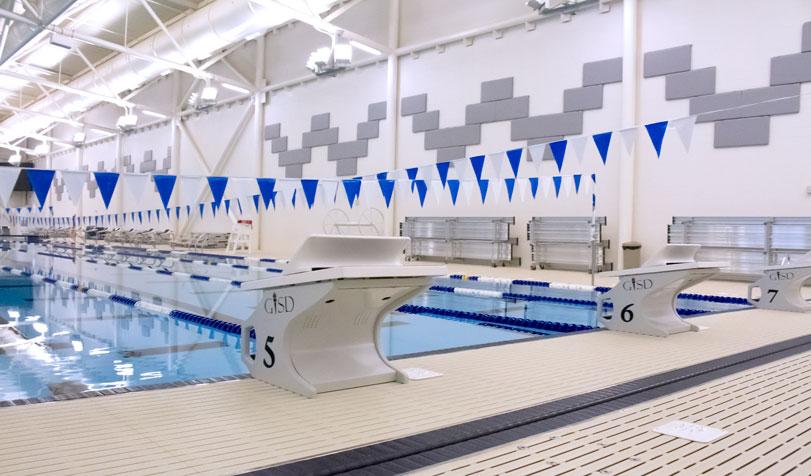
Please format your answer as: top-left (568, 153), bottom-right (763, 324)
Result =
top-left (766, 289), bottom-right (778, 303)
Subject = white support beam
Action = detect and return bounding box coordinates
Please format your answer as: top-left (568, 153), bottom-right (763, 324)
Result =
top-left (0, 68), bottom-right (133, 109)
top-left (323, 0), bottom-right (368, 22)
top-left (137, 0), bottom-right (203, 75)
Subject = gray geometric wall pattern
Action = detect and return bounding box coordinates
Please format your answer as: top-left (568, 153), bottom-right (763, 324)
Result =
top-left (264, 102), bottom-right (387, 178)
top-left (402, 20), bottom-right (811, 161)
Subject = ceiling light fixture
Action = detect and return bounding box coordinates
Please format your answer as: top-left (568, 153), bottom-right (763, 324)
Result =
top-left (306, 33), bottom-right (352, 77)
top-left (72, 132), bottom-right (86, 145)
top-left (8, 152), bottom-right (21, 165)
top-left (194, 84), bottom-right (219, 110)
top-left (116, 109), bottom-right (138, 132)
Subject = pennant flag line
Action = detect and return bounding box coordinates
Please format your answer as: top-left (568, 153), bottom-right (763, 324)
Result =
top-left (645, 121), bottom-right (669, 158)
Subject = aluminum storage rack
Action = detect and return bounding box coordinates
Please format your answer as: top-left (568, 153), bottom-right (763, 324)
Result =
top-left (527, 216), bottom-right (612, 272)
top-left (399, 216), bottom-right (519, 267)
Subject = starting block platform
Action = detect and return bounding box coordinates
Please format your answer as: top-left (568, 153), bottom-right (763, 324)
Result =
top-left (748, 251), bottom-right (811, 312)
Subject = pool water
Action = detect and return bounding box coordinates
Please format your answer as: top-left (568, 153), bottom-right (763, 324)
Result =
top-left (0, 243), bottom-right (748, 402)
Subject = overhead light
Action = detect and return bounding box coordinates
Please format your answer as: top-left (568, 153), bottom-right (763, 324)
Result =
top-left (8, 153), bottom-right (21, 165)
top-left (221, 83), bottom-right (250, 94)
top-left (349, 40), bottom-right (381, 56)
top-left (49, 33), bottom-right (78, 50)
top-left (195, 85), bottom-right (219, 109)
top-left (306, 35), bottom-right (352, 77)
top-left (116, 113), bottom-right (138, 132)
top-left (72, 132), bottom-right (86, 145)
top-left (34, 143), bottom-right (49, 156)
top-left (142, 110), bottom-right (167, 119)
top-left (12, 0), bottom-right (24, 15)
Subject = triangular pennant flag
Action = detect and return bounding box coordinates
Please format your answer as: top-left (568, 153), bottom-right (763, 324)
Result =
top-left (405, 167), bottom-right (419, 181)
top-left (93, 172), bottom-right (119, 209)
top-left (569, 136), bottom-right (588, 164)
top-left (671, 116), bottom-right (696, 152)
top-left (153, 175), bottom-right (177, 209)
top-left (504, 178), bottom-right (515, 202)
top-left (506, 148), bottom-right (522, 177)
top-left (186, 204), bottom-right (191, 216)
top-left (211, 201), bottom-right (218, 216)
top-left (378, 179), bottom-right (395, 208)
top-left (252, 194), bottom-right (260, 212)
top-left (549, 140), bottom-right (567, 172)
top-left (320, 180), bottom-right (339, 206)
top-left (552, 176), bottom-right (562, 198)
top-left (516, 178), bottom-right (528, 202)
top-left (122, 173), bottom-right (150, 203)
top-left (490, 177), bottom-right (503, 204)
top-left (179, 176), bottom-right (205, 206)
top-left (301, 179), bottom-right (318, 209)
top-left (342, 179), bottom-right (362, 208)
top-left (60, 171), bottom-right (88, 206)
top-left (529, 177), bottom-right (539, 199)
top-left (156, 209), bottom-right (161, 222)
top-left (430, 179), bottom-right (444, 206)
top-left (448, 179), bottom-right (460, 205)
top-left (592, 132), bottom-right (612, 164)
top-left (563, 176), bottom-right (574, 197)
top-left (620, 127), bottom-right (637, 154)
top-left (454, 157), bottom-right (472, 182)
top-left (26, 169), bottom-right (56, 210)
top-left (176, 206), bottom-right (181, 219)
top-left (469, 155), bottom-right (486, 181)
top-left (0, 168), bottom-right (21, 207)
top-left (224, 199), bottom-right (231, 215)
top-left (198, 203), bottom-right (205, 218)
top-left (414, 180), bottom-right (428, 207)
top-left (486, 153), bottom-right (504, 180)
top-left (645, 120), bottom-right (668, 158)
top-left (477, 179), bottom-right (489, 204)
top-left (207, 176), bottom-right (228, 208)
top-left (573, 174), bottom-right (582, 194)
top-left (256, 178), bottom-right (277, 210)
top-left (436, 161), bottom-right (450, 188)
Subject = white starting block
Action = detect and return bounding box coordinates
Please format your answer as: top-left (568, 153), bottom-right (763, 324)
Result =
top-left (596, 244), bottom-right (726, 337)
top-left (239, 235), bottom-right (446, 397)
top-left (748, 251), bottom-right (811, 312)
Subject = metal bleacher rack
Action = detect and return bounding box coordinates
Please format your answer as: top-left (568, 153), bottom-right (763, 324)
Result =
top-left (399, 216), bottom-right (519, 267)
top-left (527, 216), bottom-right (612, 272)
top-left (668, 217), bottom-right (811, 279)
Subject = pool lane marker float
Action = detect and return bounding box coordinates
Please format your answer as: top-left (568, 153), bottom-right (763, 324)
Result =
top-left (444, 275), bottom-right (749, 306)
top-left (398, 304), bottom-right (592, 335)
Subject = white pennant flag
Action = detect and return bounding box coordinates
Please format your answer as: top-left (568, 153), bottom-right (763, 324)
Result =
top-left (563, 176), bottom-right (573, 197)
top-left (178, 176), bottom-right (206, 207)
top-left (227, 177), bottom-right (260, 200)
top-left (490, 178), bottom-right (503, 204)
top-left (320, 180), bottom-right (339, 206)
top-left (396, 179), bottom-right (412, 199)
top-left (461, 179), bottom-right (476, 205)
top-left (454, 157), bottom-right (472, 182)
top-left (541, 176), bottom-right (552, 198)
top-left (0, 167), bottom-right (21, 207)
top-left (430, 179), bottom-right (444, 206)
top-left (420, 164), bottom-right (436, 183)
top-left (486, 152), bottom-right (505, 180)
top-left (620, 127), bottom-right (638, 154)
top-left (516, 178), bottom-right (529, 203)
top-left (569, 136), bottom-right (588, 164)
top-left (61, 170), bottom-right (89, 206)
top-left (528, 143), bottom-right (546, 176)
top-left (122, 173), bottom-right (151, 204)
top-left (671, 116), bottom-right (697, 152)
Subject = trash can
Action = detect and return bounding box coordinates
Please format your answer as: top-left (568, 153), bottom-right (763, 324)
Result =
top-left (622, 241), bottom-right (642, 269)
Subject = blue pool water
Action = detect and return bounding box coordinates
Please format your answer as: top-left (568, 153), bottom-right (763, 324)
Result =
top-left (0, 243), bottom-right (748, 401)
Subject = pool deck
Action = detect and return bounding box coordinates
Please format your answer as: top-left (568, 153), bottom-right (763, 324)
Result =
top-left (0, 265), bottom-right (809, 475)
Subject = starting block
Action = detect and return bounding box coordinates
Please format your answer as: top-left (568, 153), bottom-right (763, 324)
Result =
top-left (748, 251), bottom-right (811, 312)
top-left (239, 235), bottom-right (446, 397)
top-left (596, 244), bottom-right (726, 337)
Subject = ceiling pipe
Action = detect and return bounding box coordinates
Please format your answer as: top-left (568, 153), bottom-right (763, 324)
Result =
top-left (0, 0), bottom-right (338, 141)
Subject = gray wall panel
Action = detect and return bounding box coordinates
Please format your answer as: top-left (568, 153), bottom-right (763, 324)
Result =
top-left (563, 85), bottom-right (603, 111)
top-left (301, 128), bottom-right (339, 147)
top-left (336, 158), bottom-right (358, 176)
top-left (310, 113), bottom-right (330, 131)
top-left (481, 77), bottom-right (514, 102)
top-left (714, 116), bottom-right (770, 147)
top-left (264, 123), bottom-right (281, 140)
top-left (401, 94), bottom-right (428, 116)
top-left (285, 164), bottom-right (303, 179)
top-left (424, 125), bottom-right (481, 149)
top-left (328, 140), bottom-right (368, 161)
top-left (665, 67), bottom-right (716, 100)
top-left (511, 111), bottom-right (583, 141)
top-left (413, 110), bottom-right (440, 132)
top-left (770, 52), bottom-right (811, 85)
top-left (691, 84), bottom-right (800, 122)
top-left (582, 57), bottom-right (622, 86)
top-left (271, 137), bottom-right (288, 153)
top-left (644, 45), bottom-right (692, 77)
top-left (139, 160), bottom-right (156, 173)
top-left (357, 121), bottom-right (380, 139)
top-left (368, 101), bottom-right (387, 121)
top-left (278, 148), bottom-right (312, 166)
top-left (436, 146), bottom-right (466, 162)
top-left (467, 97), bottom-right (530, 124)
top-left (804, 22), bottom-right (811, 52)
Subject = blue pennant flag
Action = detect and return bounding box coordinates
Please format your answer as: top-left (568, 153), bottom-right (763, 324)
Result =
top-left (301, 179), bottom-right (319, 209)
top-left (156, 209), bottom-right (161, 221)
top-left (529, 177), bottom-right (539, 199)
top-left (147, 210), bottom-right (152, 222)
top-left (153, 175), bottom-right (177, 209)
top-left (506, 148), bottom-right (522, 177)
top-left (199, 203), bottom-right (205, 218)
top-left (94, 172), bottom-right (119, 209)
top-left (591, 173), bottom-right (597, 183)
top-left (185, 205), bottom-right (191, 216)
top-left (414, 180), bottom-right (428, 207)
top-left (573, 174), bottom-right (582, 194)
top-left (378, 178), bottom-right (395, 208)
top-left (130, 212), bottom-right (135, 222)
top-left (236, 199), bottom-right (243, 215)
top-left (448, 179), bottom-right (460, 205)
top-left (645, 121), bottom-right (668, 157)
top-left (256, 178), bottom-right (276, 210)
top-left (252, 194), bottom-right (260, 212)
top-left (342, 179), bottom-right (361, 208)
top-left (211, 201), bottom-right (218, 216)
top-left (224, 199), bottom-right (231, 215)
top-left (592, 132), bottom-right (612, 164)
top-left (176, 207), bottom-right (181, 219)
top-left (478, 179), bottom-right (489, 204)
top-left (553, 176), bottom-right (562, 198)
top-left (138, 211), bottom-right (143, 224)
top-left (549, 140), bottom-right (567, 172)
top-left (26, 169), bottom-right (55, 210)
top-left (291, 189), bottom-right (297, 208)
top-left (207, 176), bottom-right (228, 208)
top-left (436, 161), bottom-right (450, 188)
top-left (406, 167), bottom-right (419, 181)
top-left (470, 155), bottom-right (486, 181)
top-left (504, 178), bottom-right (515, 202)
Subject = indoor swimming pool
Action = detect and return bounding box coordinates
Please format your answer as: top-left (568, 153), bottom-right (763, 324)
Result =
top-left (0, 242), bottom-right (749, 402)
